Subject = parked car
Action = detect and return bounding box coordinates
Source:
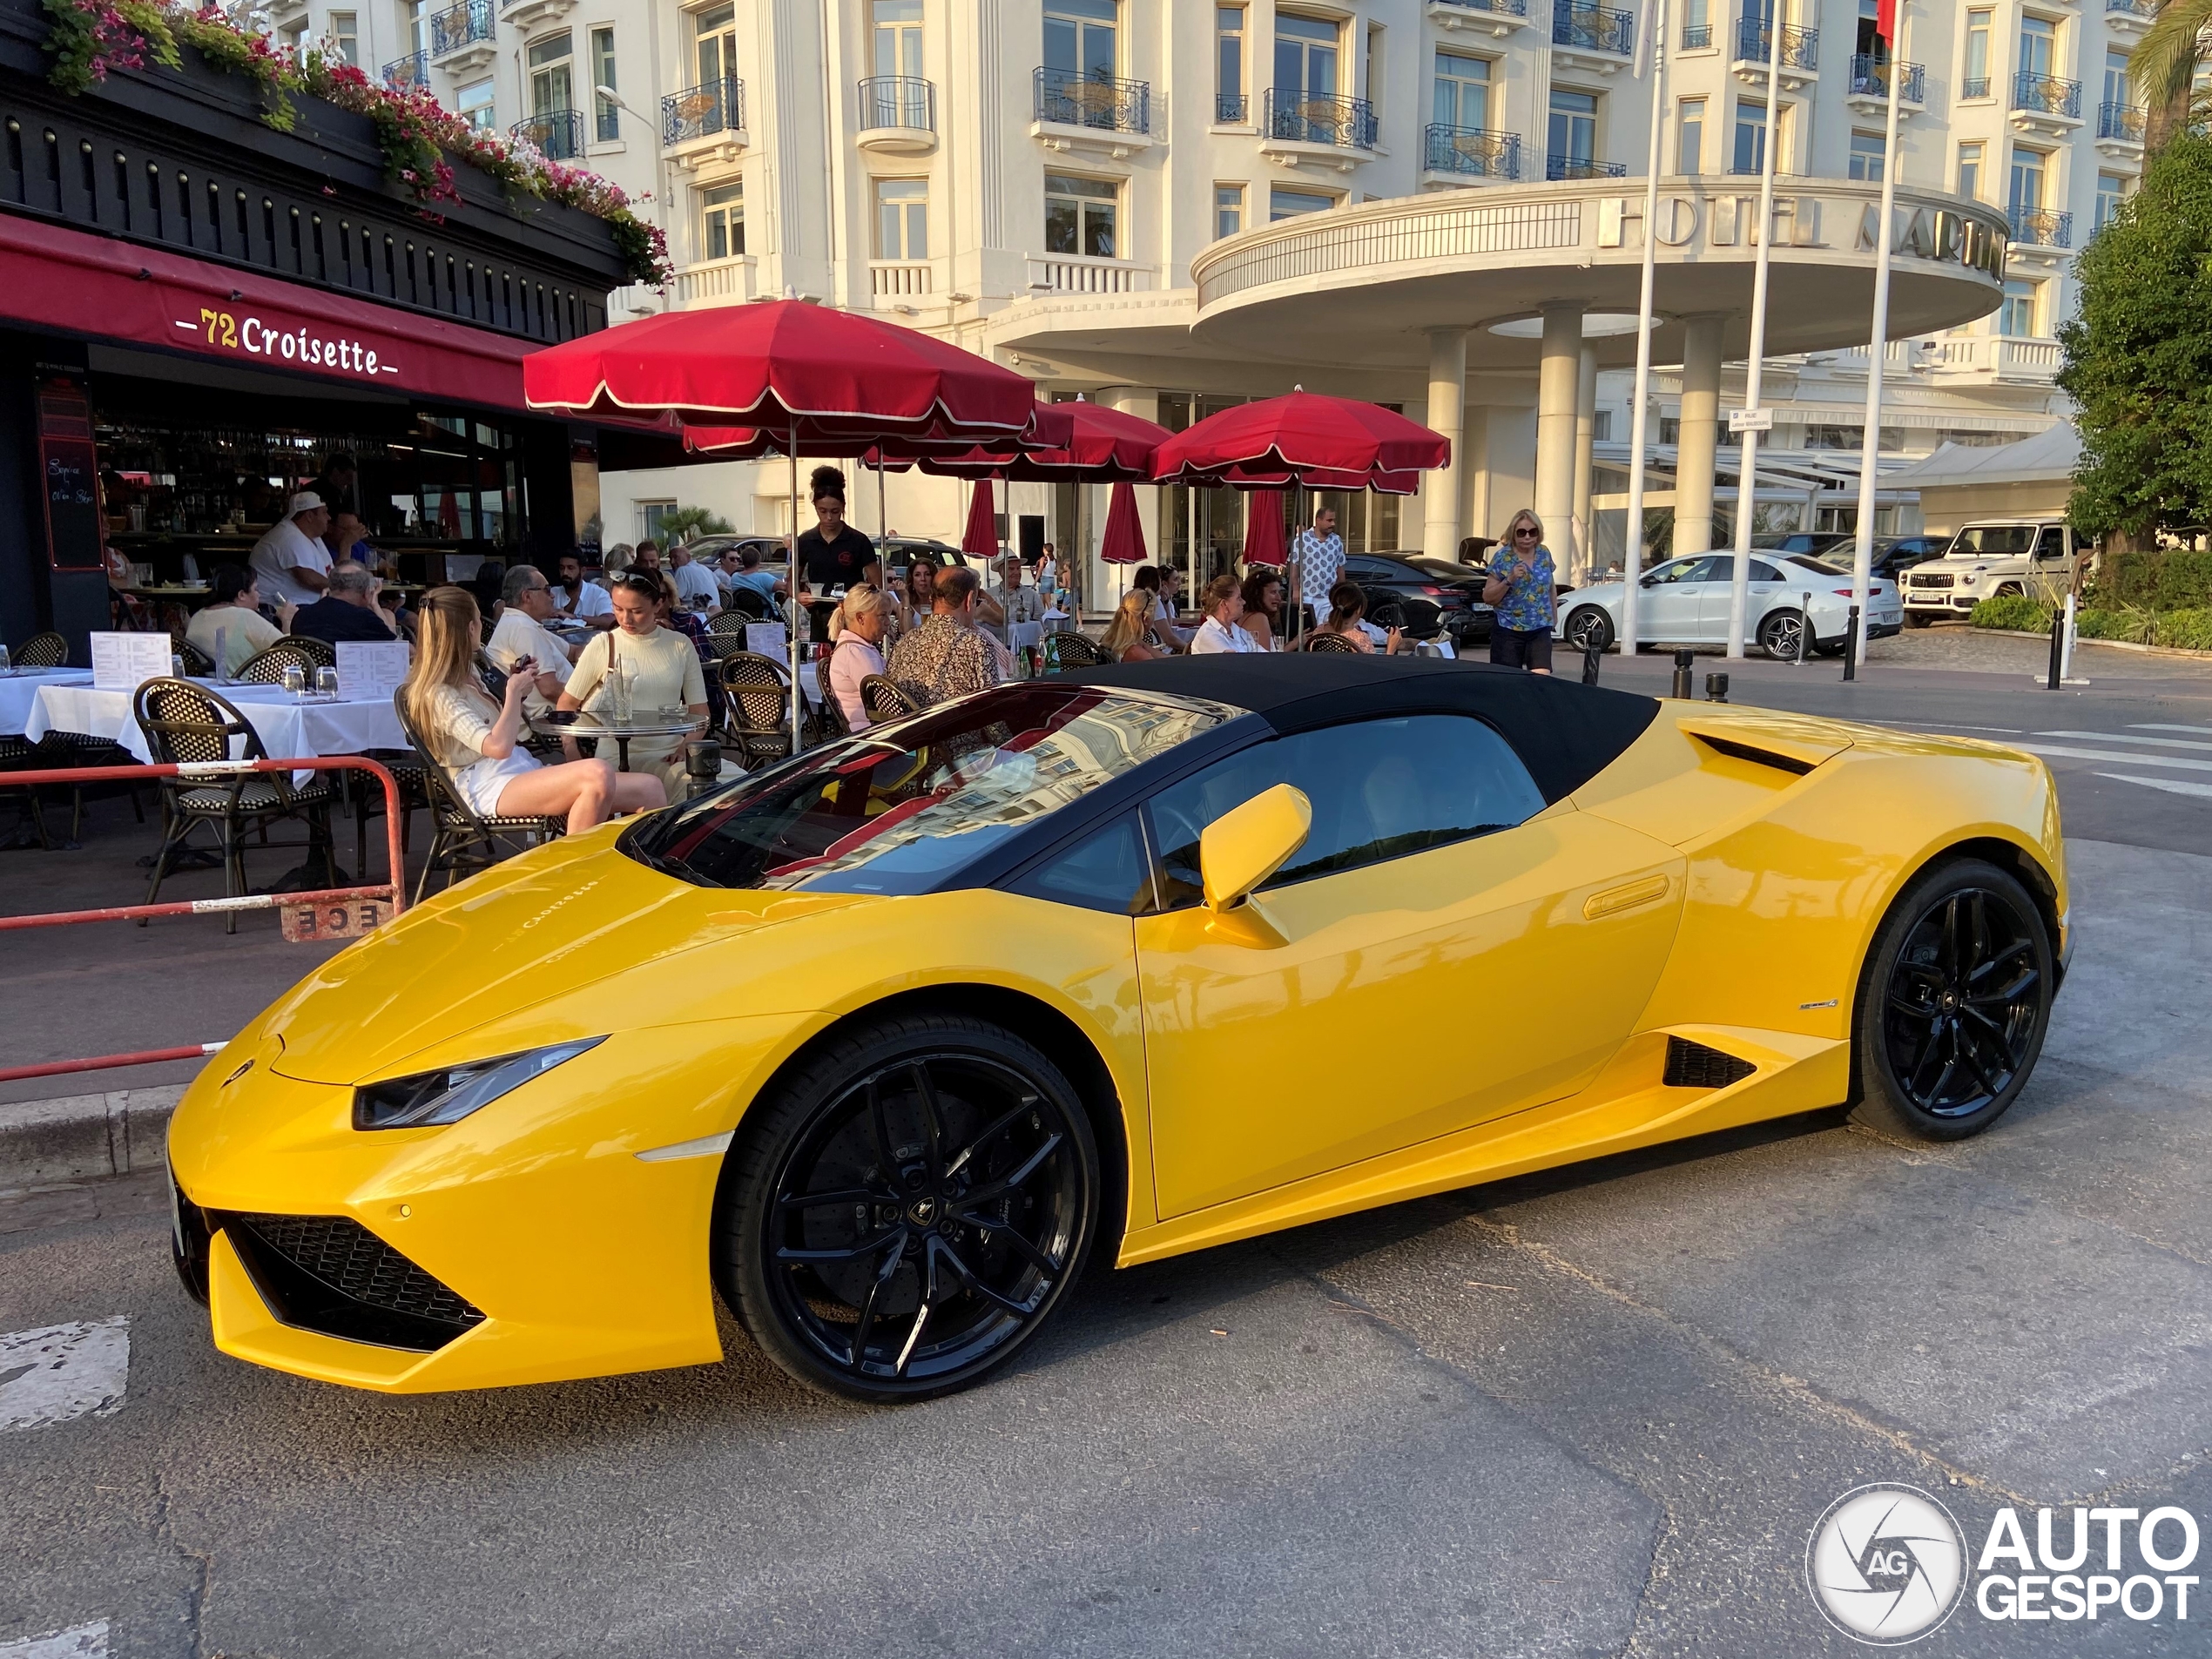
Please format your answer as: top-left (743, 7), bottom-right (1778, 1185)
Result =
top-left (1343, 551), bottom-right (1494, 646)
top-left (679, 533), bottom-right (790, 578)
top-left (1900, 521), bottom-right (2087, 624)
top-left (1754, 532), bottom-right (1943, 583)
top-left (1751, 531), bottom-right (1858, 558)
top-left (1561, 552), bottom-right (1904, 658)
top-left (1872, 536), bottom-right (1946, 579)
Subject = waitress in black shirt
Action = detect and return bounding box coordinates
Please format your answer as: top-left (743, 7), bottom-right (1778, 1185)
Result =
top-left (793, 466), bottom-right (878, 597)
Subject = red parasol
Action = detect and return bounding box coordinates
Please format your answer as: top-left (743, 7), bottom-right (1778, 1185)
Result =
top-left (961, 477), bottom-right (998, 559)
top-left (1239, 489), bottom-right (1287, 567)
top-left (524, 298), bottom-right (1042, 437)
top-left (1150, 388), bottom-right (1447, 496)
top-left (1099, 481), bottom-right (1149, 565)
top-left (916, 399), bottom-right (1170, 482)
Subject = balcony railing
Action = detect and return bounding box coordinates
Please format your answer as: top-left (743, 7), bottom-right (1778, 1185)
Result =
top-left (1026, 254), bottom-right (1155, 293)
top-left (858, 75), bottom-right (934, 132)
top-left (1434, 0), bottom-right (1530, 17)
top-left (870, 260), bottom-right (931, 297)
top-left (2012, 71), bottom-right (2081, 119)
top-left (2107, 0), bottom-right (2156, 17)
top-left (663, 77), bottom-right (745, 145)
top-left (1425, 123), bottom-right (1522, 179)
top-left (1963, 76), bottom-right (1991, 98)
top-left (1547, 152), bottom-right (1627, 180)
top-left (1264, 89), bottom-right (1379, 148)
top-left (1682, 21), bottom-right (1712, 46)
top-left (512, 109), bottom-right (583, 159)
top-left (2097, 101), bottom-right (2146, 142)
top-left (2007, 205), bottom-right (2073, 247)
top-left (671, 257), bottom-right (754, 308)
top-left (1735, 17), bottom-right (1818, 69)
top-left (1033, 67), bottom-right (1150, 133)
top-left (1848, 55), bottom-right (1924, 102)
top-left (380, 50), bottom-right (427, 87)
top-left (1216, 91), bottom-right (1249, 122)
top-left (429, 0), bottom-right (491, 57)
top-left (1553, 4), bottom-right (1635, 54)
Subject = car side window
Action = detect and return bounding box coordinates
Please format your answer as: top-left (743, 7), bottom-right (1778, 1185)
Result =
top-left (1144, 715), bottom-right (1548, 910)
top-left (1751, 560), bottom-right (1784, 583)
top-left (2035, 528), bottom-right (2067, 560)
top-left (1009, 813), bottom-right (1156, 915)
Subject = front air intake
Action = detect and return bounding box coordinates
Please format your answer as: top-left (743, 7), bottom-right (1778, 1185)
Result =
top-left (1663, 1037), bottom-right (1757, 1091)
top-left (221, 1212), bottom-right (485, 1352)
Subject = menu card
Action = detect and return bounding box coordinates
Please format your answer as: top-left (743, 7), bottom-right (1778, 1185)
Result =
top-left (745, 623), bottom-right (789, 660)
top-left (89, 631), bottom-right (174, 691)
top-left (335, 640), bottom-right (411, 701)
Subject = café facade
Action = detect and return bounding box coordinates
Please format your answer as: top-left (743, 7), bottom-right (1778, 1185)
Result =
top-left (0, 0), bottom-right (678, 658)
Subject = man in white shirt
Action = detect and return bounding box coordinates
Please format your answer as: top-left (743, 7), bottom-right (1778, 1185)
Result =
top-left (249, 492), bottom-right (334, 608)
top-left (989, 555), bottom-right (1043, 644)
top-left (1190, 574), bottom-right (1261, 654)
top-left (486, 564), bottom-right (582, 717)
top-left (551, 552), bottom-right (616, 629)
top-left (667, 543), bottom-right (721, 612)
top-left (1291, 505), bottom-right (1346, 620)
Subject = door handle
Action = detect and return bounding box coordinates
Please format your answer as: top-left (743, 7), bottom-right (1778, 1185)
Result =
top-left (1583, 873), bottom-right (1672, 921)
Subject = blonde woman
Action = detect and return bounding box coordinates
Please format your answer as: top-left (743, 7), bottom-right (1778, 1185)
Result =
top-left (829, 583), bottom-right (891, 731)
top-left (1481, 508), bottom-right (1557, 673)
top-left (401, 588), bottom-right (665, 833)
top-left (1098, 589), bottom-right (1166, 663)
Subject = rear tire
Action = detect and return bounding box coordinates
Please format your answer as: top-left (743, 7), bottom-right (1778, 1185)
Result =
top-left (714, 1013), bottom-right (1100, 1403)
top-left (1757, 609), bottom-right (1808, 660)
top-left (1849, 858), bottom-right (2053, 1143)
top-left (1563, 606), bottom-right (1615, 652)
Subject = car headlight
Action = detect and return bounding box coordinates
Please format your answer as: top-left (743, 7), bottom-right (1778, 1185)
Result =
top-left (353, 1037), bottom-right (604, 1130)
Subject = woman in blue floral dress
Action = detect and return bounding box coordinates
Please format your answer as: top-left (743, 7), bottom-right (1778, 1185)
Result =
top-left (1483, 509), bottom-right (1558, 673)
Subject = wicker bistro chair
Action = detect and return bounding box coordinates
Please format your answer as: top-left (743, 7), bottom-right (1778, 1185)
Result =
top-left (389, 689), bottom-right (563, 903)
top-left (1042, 630), bottom-right (1104, 670)
top-left (236, 638), bottom-right (329, 685)
top-left (132, 678), bottom-right (337, 934)
top-left (7, 633), bottom-right (145, 839)
top-left (12, 631), bottom-right (67, 670)
top-left (1304, 630), bottom-right (1362, 655)
top-left (718, 651), bottom-right (796, 769)
top-left (813, 654), bottom-right (851, 739)
top-left (174, 638), bottom-right (216, 678)
top-left (722, 586), bottom-right (772, 623)
top-left (859, 673), bottom-right (925, 727)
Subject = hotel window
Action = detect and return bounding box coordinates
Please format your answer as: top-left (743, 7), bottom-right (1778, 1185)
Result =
top-left (458, 78), bottom-right (495, 130)
top-left (638, 502), bottom-right (678, 543)
top-left (2103, 46), bottom-right (2130, 111)
top-left (1217, 8), bottom-right (1245, 120)
top-left (1270, 185), bottom-right (1337, 219)
top-left (404, 0), bottom-right (427, 57)
top-left (1549, 88), bottom-right (1598, 169)
top-left (874, 179), bottom-right (927, 260)
top-left (1998, 278), bottom-right (2040, 336)
top-left (693, 3), bottom-right (738, 93)
top-left (1963, 10), bottom-right (1991, 96)
top-left (2010, 145), bottom-right (2048, 212)
top-left (1731, 96), bottom-right (1767, 174)
top-left (280, 17), bottom-right (307, 56)
top-left (1044, 0), bottom-right (1119, 83)
top-left (2017, 15), bottom-right (2056, 82)
top-left (874, 0), bottom-right (923, 78)
top-left (1215, 183), bottom-right (1245, 239)
top-left (1957, 139), bottom-right (1984, 199)
top-left (1433, 50), bottom-right (1491, 132)
top-left (2094, 170), bottom-right (2128, 231)
top-left (591, 26), bottom-right (619, 141)
top-left (1275, 13), bottom-right (1341, 103)
top-left (1682, 0), bottom-right (1710, 46)
top-left (1045, 173), bottom-right (1118, 258)
top-left (701, 179), bottom-right (745, 261)
top-left (1849, 130), bottom-right (1885, 182)
top-left (529, 32), bottom-right (574, 116)
top-left (1677, 97), bottom-right (1705, 172)
top-left (329, 11), bottom-right (359, 65)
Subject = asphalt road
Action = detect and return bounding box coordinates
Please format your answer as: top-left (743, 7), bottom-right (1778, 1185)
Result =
top-left (4, 627), bottom-right (2212, 1657)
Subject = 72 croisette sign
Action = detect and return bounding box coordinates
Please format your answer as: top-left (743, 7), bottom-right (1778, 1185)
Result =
top-left (172, 307), bottom-right (403, 380)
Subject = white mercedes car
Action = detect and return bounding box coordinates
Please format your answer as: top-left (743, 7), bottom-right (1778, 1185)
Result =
top-left (1560, 553), bottom-right (1905, 658)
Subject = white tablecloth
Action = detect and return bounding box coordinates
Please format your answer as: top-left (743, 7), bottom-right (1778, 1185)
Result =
top-left (0, 671), bottom-right (93, 736)
top-left (1007, 620), bottom-right (1044, 653)
top-left (26, 680), bottom-right (407, 766)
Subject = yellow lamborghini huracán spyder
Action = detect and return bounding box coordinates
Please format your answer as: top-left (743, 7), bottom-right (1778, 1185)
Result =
top-left (169, 655), bottom-right (2067, 1403)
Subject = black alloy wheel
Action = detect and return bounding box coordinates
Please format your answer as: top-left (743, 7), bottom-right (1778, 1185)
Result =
top-left (1851, 858), bottom-right (2053, 1142)
top-left (1757, 608), bottom-right (1809, 660)
top-left (718, 1015), bottom-right (1099, 1402)
top-left (1563, 605), bottom-right (1615, 652)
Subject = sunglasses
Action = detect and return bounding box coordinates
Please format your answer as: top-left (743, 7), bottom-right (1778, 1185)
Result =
top-left (1514, 527), bottom-right (1541, 537)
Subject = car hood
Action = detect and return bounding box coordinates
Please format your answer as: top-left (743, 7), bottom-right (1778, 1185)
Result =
top-left (261, 833), bottom-right (865, 1085)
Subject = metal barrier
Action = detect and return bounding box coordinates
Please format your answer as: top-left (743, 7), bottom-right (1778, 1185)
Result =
top-left (0, 755), bottom-right (406, 1084)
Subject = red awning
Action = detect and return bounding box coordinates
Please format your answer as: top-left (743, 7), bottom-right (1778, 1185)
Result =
top-left (0, 213), bottom-right (539, 411)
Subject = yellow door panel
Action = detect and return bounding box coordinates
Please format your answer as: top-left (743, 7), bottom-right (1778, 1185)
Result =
top-left (1136, 811), bottom-right (1684, 1217)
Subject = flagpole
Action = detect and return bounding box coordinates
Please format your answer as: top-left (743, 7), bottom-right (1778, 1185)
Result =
top-left (1723, 3), bottom-right (1787, 661)
top-left (1848, 3), bottom-right (1905, 671)
top-left (1622, 0), bottom-right (1669, 658)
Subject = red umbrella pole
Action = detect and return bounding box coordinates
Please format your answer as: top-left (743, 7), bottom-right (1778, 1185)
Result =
top-left (790, 421), bottom-right (803, 744)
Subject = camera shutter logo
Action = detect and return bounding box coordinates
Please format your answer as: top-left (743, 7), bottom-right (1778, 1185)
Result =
top-left (1806, 1483), bottom-right (1969, 1644)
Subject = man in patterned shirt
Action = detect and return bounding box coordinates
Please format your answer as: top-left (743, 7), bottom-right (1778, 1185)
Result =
top-left (1291, 505), bottom-right (1345, 625)
top-left (886, 566), bottom-right (1005, 705)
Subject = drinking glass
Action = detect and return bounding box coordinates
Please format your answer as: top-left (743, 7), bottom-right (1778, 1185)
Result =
top-left (315, 666), bottom-right (340, 699)
top-left (0, 644), bottom-right (13, 676)
top-left (281, 664), bottom-right (307, 699)
top-left (609, 661), bottom-right (633, 723)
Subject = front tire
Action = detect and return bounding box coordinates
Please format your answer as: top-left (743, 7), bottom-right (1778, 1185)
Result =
top-left (715, 1014), bottom-right (1100, 1403)
top-left (1563, 605), bottom-right (1615, 652)
top-left (1850, 858), bottom-right (2053, 1142)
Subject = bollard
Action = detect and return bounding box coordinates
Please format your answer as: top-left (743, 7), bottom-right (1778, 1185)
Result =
top-left (1794, 591), bottom-right (1811, 667)
top-left (1670, 648), bottom-right (1696, 699)
top-left (685, 739), bottom-right (725, 799)
top-left (1704, 671), bottom-right (1730, 703)
top-left (2045, 606), bottom-right (2065, 691)
top-left (1581, 641), bottom-right (1602, 685)
top-left (1842, 606), bottom-right (1859, 683)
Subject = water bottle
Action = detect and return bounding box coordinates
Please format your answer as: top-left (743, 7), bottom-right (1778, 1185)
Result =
top-left (1042, 632), bottom-right (1061, 676)
top-left (281, 663), bottom-right (307, 699)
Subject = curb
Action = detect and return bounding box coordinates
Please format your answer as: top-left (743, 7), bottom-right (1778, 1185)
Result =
top-left (0, 1086), bottom-right (183, 1192)
top-left (1973, 627), bottom-right (2212, 661)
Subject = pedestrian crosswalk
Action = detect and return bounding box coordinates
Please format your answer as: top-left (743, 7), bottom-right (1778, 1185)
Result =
top-left (0, 1318), bottom-right (128, 1433)
top-left (0, 1622), bottom-right (106, 1659)
top-left (2010, 724), bottom-right (2212, 806)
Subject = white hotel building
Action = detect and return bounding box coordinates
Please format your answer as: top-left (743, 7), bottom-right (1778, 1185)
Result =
top-left (248, 0), bottom-right (2136, 596)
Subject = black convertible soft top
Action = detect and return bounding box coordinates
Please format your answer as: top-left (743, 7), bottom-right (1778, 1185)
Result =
top-left (1064, 654), bottom-right (1659, 804)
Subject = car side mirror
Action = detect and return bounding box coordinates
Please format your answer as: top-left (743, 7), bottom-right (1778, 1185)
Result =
top-left (1640, 575), bottom-right (1660, 588)
top-left (1198, 784), bottom-right (1311, 943)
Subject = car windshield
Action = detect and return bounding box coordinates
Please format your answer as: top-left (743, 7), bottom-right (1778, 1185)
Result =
top-left (625, 685), bottom-right (1240, 893)
top-left (1950, 526), bottom-right (2039, 556)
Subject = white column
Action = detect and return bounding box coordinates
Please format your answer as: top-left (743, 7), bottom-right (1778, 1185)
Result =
top-left (1423, 328), bottom-right (1469, 559)
top-left (1572, 343), bottom-right (1598, 581)
top-left (1462, 403), bottom-right (1492, 550)
top-left (1675, 314), bottom-right (1726, 556)
top-left (1534, 304), bottom-right (1581, 566)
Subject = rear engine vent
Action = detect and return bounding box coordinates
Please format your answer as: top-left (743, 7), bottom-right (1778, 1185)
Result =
top-left (221, 1212), bottom-right (485, 1352)
top-left (1691, 733), bottom-right (1815, 776)
top-left (1663, 1037), bottom-right (1757, 1091)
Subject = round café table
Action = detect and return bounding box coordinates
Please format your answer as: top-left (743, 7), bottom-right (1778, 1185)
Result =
top-left (527, 709), bottom-right (699, 774)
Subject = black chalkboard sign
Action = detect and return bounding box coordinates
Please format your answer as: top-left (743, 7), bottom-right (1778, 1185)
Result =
top-left (38, 381), bottom-right (103, 572)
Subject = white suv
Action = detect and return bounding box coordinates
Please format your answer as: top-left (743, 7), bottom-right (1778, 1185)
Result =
top-left (1901, 522), bottom-right (2085, 624)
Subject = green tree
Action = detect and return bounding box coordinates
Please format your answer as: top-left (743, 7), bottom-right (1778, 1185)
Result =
top-left (2057, 133), bottom-right (2212, 546)
top-left (659, 504), bottom-right (735, 544)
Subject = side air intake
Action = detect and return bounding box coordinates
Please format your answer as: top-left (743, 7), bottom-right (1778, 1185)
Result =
top-left (1663, 1037), bottom-right (1757, 1090)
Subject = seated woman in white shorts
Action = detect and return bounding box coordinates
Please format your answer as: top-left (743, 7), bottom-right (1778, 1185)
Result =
top-left (401, 586), bottom-right (667, 833)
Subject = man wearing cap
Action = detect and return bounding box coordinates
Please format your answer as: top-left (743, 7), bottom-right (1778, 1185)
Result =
top-left (250, 491), bottom-right (334, 609)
